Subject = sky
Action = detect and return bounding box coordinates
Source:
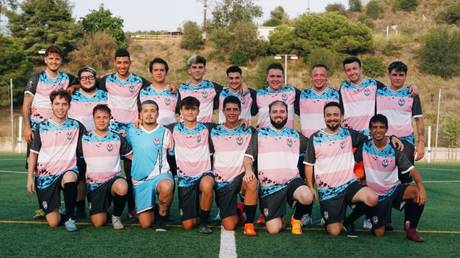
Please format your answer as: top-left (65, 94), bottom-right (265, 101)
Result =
top-left (71, 0), bottom-right (350, 32)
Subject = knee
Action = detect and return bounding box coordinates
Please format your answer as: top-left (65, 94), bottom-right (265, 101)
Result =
top-left (374, 228), bottom-right (385, 237)
top-left (92, 220), bottom-right (106, 228)
top-left (47, 220), bottom-right (60, 228)
top-left (367, 194), bottom-right (378, 207)
top-left (327, 225), bottom-right (342, 236)
top-left (140, 221), bottom-right (152, 229)
top-left (158, 181), bottom-right (174, 194)
top-left (298, 192), bottom-right (313, 205)
top-left (266, 226), bottom-right (281, 235)
top-left (182, 221), bottom-right (195, 230)
top-left (113, 179), bottom-right (128, 195)
top-left (62, 172), bottom-right (78, 184)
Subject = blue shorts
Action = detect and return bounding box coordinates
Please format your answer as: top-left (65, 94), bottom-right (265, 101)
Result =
top-left (133, 173), bottom-right (174, 214)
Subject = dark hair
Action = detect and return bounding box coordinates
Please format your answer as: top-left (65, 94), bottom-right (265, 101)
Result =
top-left (323, 101), bottom-right (343, 116)
top-left (311, 63), bottom-right (329, 72)
top-left (180, 96), bottom-right (200, 109)
top-left (388, 61), bottom-right (408, 74)
top-left (50, 89), bottom-right (71, 104)
top-left (343, 56), bottom-right (361, 67)
top-left (369, 114), bottom-right (388, 129)
top-left (269, 100), bottom-right (288, 113)
top-left (187, 55), bottom-right (206, 68)
top-left (115, 48), bottom-right (130, 60)
top-left (226, 65), bottom-right (242, 75)
top-left (45, 45), bottom-right (63, 58)
top-left (223, 95), bottom-right (241, 110)
top-left (139, 100), bottom-right (159, 112)
top-left (266, 63), bottom-right (284, 75)
top-left (78, 66), bottom-right (97, 77)
top-left (92, 104), bottom-right (111, 116)
top-left (149, 57), bottom-right (169, 74)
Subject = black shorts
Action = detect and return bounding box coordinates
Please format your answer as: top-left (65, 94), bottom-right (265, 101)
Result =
top-left (178, 174), bottom-right (214, 221)
top-left (260, 177), bottom-right (305, 221)
top-left (399, 140), bottom-right (415, 184)
top-left (87, 177), bottom-right (121, 215)
top-left (36, 175), bottom-right (64, 214)
top-left (77, 157), bottom-right (86, 182)
top-left (371, 184), bottom-right (406, 229)
top-left (215, 173), bottom-right (244, 219)
top-left (319, 180), bottom-right (365, 225)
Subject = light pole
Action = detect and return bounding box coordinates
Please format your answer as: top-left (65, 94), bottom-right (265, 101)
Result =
top-left (274, 54), bottom-right (298, 85)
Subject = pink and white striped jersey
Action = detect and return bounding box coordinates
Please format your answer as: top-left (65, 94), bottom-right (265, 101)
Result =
top-left (81, 130), bottom-right (132, 191)
top-left (178, 80), bottom-right (222, 123)
top-left (304, 127), bottom-right (367, 201)
top-left (217, 88), bottom-right (257, 125)
top-left (210, 125), bottom-right (254, 188)
top-left (25, 71), bottom-right (77, 128)
top-left (30, 118), bottom-right (85, 189)
top-left (356, 139), bottom-right (413, 198)
top-left (246, 126), bottom-right (307, 198)
top-left (99, 73), bottom-right (150, 124)
top-left (68, 89), bottom-right (108, 131)
top-left (340, 79), bottom-right (382, 134)
top-left (299, 87), bottom-right (339, 138)
top-left (376, 86), bottom-right (422, 145)
top-left (138, 85), bottom-right (179, 125)
top-left (256, 85), bottom-right (299, 129)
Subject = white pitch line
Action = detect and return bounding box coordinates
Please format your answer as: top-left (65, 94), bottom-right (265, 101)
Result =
top-left (0, 170), bottom-right (26, 174)
top-left (219, 226), bottom-right (237, 258)
top-left (420, 167), bottom-right (460, 172)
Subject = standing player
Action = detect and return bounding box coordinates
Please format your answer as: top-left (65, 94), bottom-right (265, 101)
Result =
top-left (26, 90), bottom-right (85, 232)
top-left (256, 63), bottom-right (300, 129)
top-left (178, 55), bottom-right (223, 123)
top-left (81, 104), bottom-right (132, 230)
top-left (246, 100), bottom-right (314, 235)
top-left (217, 66), bottom-right (257, 125)
top-left (69, 66), bottom-right (108, 219)
top-left (304, 102), bottom-right (379, 236)
top-left (139, 57), bottom-right (180, 125)
top-left (126, 100), bottom-right (175, 230)
top-left (99, 49), bottom-right (150, 218)
top-left (377, 61), bottom-right (425, 182)
top-left (211, 96), bottom-right (258, 236)
top-left (166, 96), bottom-right (215, 233)
top-left (344, 114), bottom-right (426, 241)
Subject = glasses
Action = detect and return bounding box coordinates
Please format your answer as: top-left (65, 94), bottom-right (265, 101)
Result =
top-left (80, 75), bottom-right (95, 81)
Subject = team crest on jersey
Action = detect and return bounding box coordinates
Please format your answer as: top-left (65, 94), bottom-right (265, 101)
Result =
top-left (281, 93), bottom-right (288, 102)
top-left (240, 97), bottom-right (246, 105)
top-left (129, 85), bottom-right (135, 93)
top-left (201, 91), bottom-right (209, 99)
top-left (364, 88), bottom-right (371, 96)
top-left (340, 141), bottom-right (345, 149)
top-left (323, 211), bottom-right (329, 220)
top-left (153, 137), bottom-right (161, 145)
top-left (106, 143), bottom-right (113, 152)
top-left (236, 136), bottom-right (244, 146)
top-left (287, 138), bottom-right (293, 147)
top-left (66, 132), bottom-right (73, 140)
top-left (263, 208), bottom-right (269, 217)
top-left (42, 201), bottom-right (48, 210)
top-left (398, 98), bottom-right (405, 107)
top-left (197, 135), bottom-right (202, 143)
top-left (382, 159), bottom-right (389, 168)
top-left (372, 216), bottom-right (379, 225)
top-left (164, 98), bottom-right (171, 106)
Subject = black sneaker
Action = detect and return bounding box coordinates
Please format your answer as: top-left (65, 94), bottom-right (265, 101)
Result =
top-left (198, 224), bottom-right (213, 234)
top-left (344, 221), bottom-right (358, 238)
top-left (154, 220), bottom-right (168, 232)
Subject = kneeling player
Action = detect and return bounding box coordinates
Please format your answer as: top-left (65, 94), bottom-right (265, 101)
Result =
top-left (82, 105), bottom-right (132, 229)
top-left (247, 101), bottom-right (314, 235)
top-left (26, 90), bottom-right (85, 231)
top-left (211, 96), bottom-right (258, 236)
top-left (126, 100), bottom-right (175, 230)
top-left (345, 114), bottom-right (426, 241)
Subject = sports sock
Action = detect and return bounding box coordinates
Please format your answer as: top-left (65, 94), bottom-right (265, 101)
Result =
top-left (63, 182), bottom-right (77, 220)
top-left (293, 203), bottom-right (310, 220)
top-left (405, 201), bottom-right (424, 228)
top-left (344, 203), bottom-right (368, 224)
top-left (305, 203), bottom-right (313, 216)
top-left (113, 193), bottom-right (127, 217)
top-left (244, 204), bottom-right (257, 223)
top-left (199, 209), bottom-right (210, 225)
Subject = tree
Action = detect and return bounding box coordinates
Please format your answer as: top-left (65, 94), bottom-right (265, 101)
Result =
top-left (443, 116), bottom-right (460, 147)
top-left (0, 35), bottom-right (33, 106)
top-left (420, 27), bottom-right (460, 79)
top-left (436, 0), bottom-right (460, 25)
top-left (349, 0), bottom-right (362, 12)
top-left (180, 21), bottom-right (204, 50)
top-left (210, 0), bottom-right (262, 28)
top-left (366, 0), bottom-right (383, 19)
top-left (79, 4), bottom-right (126, 48)
top-left (307, 48), bottom-right (340, 74)
top-left (325, 3), bottom-right (347, 15)
top-left (263, 6), bottom-right (289, 26)
top-left (362, 56), bottom-right (386, 77)
top-left (394, 0), bottom-right (418, 12)
top-left (6, 0), bottom-right (83, 64)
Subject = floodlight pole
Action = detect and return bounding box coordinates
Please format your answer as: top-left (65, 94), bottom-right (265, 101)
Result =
top-left (10, 79), bottom-right (14, 152)
top-left (434, 88), bottom-right (441, 153)
top-left (274, 54), bottom-right (298, 85)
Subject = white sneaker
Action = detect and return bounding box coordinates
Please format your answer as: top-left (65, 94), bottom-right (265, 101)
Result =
top-left (301, 214), bottom-right (312, 226)
top-left (112, 215), bottom-right (124, 230)
top-left (319, 218), bottom-right (325, 226)
top-left (363, 219), bottom-right (372, 230)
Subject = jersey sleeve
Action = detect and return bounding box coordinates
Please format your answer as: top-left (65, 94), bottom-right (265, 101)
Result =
top-left (30, 125), bottom-right (42, 153)
top-left (412, 95), bottom-right (423, 118)
top-left (175, 92), bottom-right (181, 115)
top-left (303, 136), bottom-right (316, 166)
top-left (244, 129), bottom-right (257, 160)
top-left (24, 73), bottom-right (40, 96)
top-left (97, 75), bottom-right (108, 91)
top-left (376, 80), bottom-right (386, 90)
top-left (294, 87), bottom-right (301, 116)
top-left (212, 82), bottom-right (224, 110)
top-left (395, 148), bottom-right (414, 174)
top-left (76, 122), bottom-right (87, 158)
top-left (350, 129), bottom-right (368, 148)
top-left (68, 73), bottom-right (79, 86)
top-left (249, 88), bottom-right (258, 115)
top-left (141, 76), bottom-right (151, 88)
top-left (163, 128), bottom-right (174, 152)
top-left (354, 143), bottom-right (364, 163)
top-left (119, 136), bottom-right (133, 157)
top-left (299, 132), bottom-right (308, 155)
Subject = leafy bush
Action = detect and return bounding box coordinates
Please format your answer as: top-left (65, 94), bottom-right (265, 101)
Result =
top-left (394, 0), bottom-right (418, 12)
top-left (307, 48), bottom-right (340, 75)
top-left (180, 21), bottom-right (204, 50)
top-left (362, 56), bottom-right (386, 78)
top-left (382, 41), bottom-right (401, 56)
top-left (366, 0), bottom-right (383, 19)
top-left (325, 4), bottom-right (347, 15)
top-left (349, 0), bottom-right (362, 12)
top-left (436, 0), bottom-right (460, 25)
